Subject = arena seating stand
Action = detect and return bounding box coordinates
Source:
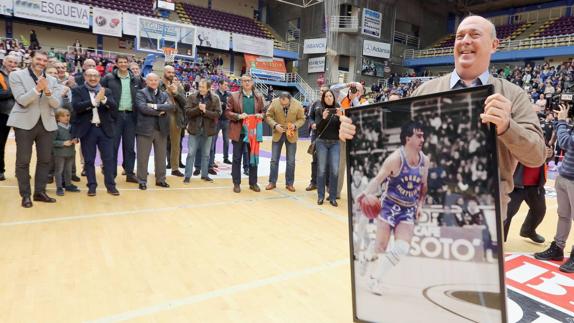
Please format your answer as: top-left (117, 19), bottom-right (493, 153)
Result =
top-left (532, 16), bottom-right (574, 37)
top-left (70, 0), bottom-right (156, 16)
top-left (176, 3), bottom-right (271, 38)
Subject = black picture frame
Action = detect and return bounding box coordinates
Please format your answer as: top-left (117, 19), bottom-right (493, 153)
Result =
top-left (345, 85), bottom-right (508, 323)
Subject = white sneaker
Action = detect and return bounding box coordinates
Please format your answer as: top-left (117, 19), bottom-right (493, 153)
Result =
top-left (368, 276), bottom-right (384, 296)
top-left (357, 253), bottom-right (369, 277)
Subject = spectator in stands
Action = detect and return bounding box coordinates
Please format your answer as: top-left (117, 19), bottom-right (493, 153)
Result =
top-left (213, 79), bottom-right (232, 165)
top-left (265, 92), bottom-right (305, 192)
top-left (71, 68), bottom-right (119, 197)
top-left (161, 65), bottom-right (186, 177)
top-left (183, 79), bottom-right (221, 183)
top-left (534, 104), bottom-right (574, 273)
top-left (135, 73), bottom-right (174, 190)
top-left (101, 55), bottom-right (142, 183)
top-left (226, 74), bottom-right (265, 193)
top-left (129, 62), bottom-right (145, 86)
top-left (340, 15), bottom-right (545, 218)
top-left (29, 30), bottom-right (40, 50)
top-left (74, 59), bottom-right (96, 86)
top-left (73, 40), bottom-right (82, 54)
top-left (306, 85), bottom-right (329, 191)
top-left (96, 61), bottom-right (105, 77)
top-left (0, 55), bottom-right (17, 181)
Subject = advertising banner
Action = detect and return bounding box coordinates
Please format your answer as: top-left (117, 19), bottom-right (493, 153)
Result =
top-left (308, 56), bottom-right (325, 73)
top-left (93, 7), bottom-right (122, 37)
top-left (233, 33), bottom-right (274, 57)
top-left (303, 38), bottom-right (327, 54)
top-left (14, 0), bottom-right (90, 29)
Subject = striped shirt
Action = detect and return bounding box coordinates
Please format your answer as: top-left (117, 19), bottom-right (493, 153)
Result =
top-left (556, 120), bottom-right (574, 180)
top-left (118, 74), bottom-right (132, 111)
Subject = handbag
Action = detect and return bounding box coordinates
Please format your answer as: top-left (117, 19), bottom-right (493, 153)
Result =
top-left (307, 112), bottom-right (333, 155)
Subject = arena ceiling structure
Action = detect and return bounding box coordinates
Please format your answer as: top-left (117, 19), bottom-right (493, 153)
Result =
top-left (273, 0), bottom-right (323, 8)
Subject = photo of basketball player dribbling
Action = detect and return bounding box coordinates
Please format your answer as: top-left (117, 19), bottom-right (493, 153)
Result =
top-left (356, 121), bottom-right (430, 295)
top-left (346, 86), bottom-right (507, 323)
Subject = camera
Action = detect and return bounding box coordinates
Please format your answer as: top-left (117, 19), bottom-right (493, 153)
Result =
top-left (349, 85), bottom-right (358, 94)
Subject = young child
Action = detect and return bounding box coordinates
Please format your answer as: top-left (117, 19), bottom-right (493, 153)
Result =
top-left (53, 108), bottom-right (80, 196)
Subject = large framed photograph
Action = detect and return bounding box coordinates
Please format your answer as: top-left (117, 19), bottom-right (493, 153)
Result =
top-left (346, 85), bottom-right (508, 323)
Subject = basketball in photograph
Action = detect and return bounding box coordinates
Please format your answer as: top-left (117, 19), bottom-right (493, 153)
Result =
top-left (358, 194), bottom-right (381, 220)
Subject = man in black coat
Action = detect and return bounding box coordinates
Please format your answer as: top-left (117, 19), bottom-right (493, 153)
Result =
top-left (135, 73), bottom-right (174, 190)
top-left (71, 68), bottom-right (119, 197)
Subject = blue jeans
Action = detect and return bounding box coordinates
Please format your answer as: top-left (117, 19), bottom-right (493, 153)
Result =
top-left (210, 119), bottom-right (230, 165)
top-left (185, 133), bottom-right (213, 178)
top-left (269, 133), bottom-right (296, 186)
top-left (316, 139), bottom-right (339, 201)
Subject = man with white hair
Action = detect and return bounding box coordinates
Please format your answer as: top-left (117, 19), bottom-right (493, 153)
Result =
top-left (340, 15), bottom-right (545, 220)
top-left (0, 54), bottom-right (18, 181)
top-left (135, 73), bottom-right (174, 190)
top-left (74, 58), bottom-right (96, 86)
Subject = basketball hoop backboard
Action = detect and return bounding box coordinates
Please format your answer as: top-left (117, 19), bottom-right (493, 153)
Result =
top-left (136, 16), bottom-right (197, 61)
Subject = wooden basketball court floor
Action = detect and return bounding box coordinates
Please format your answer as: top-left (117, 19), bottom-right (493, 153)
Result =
top-left (0, 135), bottom-right (572, 323)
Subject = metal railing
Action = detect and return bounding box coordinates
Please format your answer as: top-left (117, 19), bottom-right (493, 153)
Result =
top-left (404, 34), bottom-right (574, 59)
top-left (251, 70), bottom-right (318, 103)
top-left (329, 16), bottom-right (359, 32)
top-left (274, 40), bottom-right (299, 52)
top-left (394, 31), bottom-right (420, 49)
top-left (66, 46), bottom-right (144, 59)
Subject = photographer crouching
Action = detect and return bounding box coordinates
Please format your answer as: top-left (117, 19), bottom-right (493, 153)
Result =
top-left (534, 103), bottom-right (574, 273)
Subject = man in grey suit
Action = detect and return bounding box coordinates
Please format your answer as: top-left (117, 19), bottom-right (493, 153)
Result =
top-left (8, 51), bottom-right (62, 208)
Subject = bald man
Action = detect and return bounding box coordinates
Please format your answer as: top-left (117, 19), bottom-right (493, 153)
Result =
top-left (340, 15), bottom-right (545, 219)
top-left (74, 58), bottom-right (96, 86)
top-left (135, 73), bottom-right (174, 190)
top-left (71, 68), bottom-right (119, 197)
top-left (161, 65), bottom-right (187, 177)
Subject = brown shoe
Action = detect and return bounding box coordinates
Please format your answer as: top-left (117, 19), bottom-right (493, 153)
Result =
top-left (265, 183), bottom-right (276, 190)
top-left (249, 184), bottom-right (261, 192)
top-left (286, 185), bottom-right (296, 192)
top-left (233, 185), bottom-right (241, 193)
top-left (171, 170), bottom-right (184, 177)
top-left (305, 183), bottom-right (316, 191)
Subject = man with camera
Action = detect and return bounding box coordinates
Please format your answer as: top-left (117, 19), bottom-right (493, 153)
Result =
top-left (535, 104), bottom-right (574, 273)
top-left (329, 81), bottom-right (368, 199)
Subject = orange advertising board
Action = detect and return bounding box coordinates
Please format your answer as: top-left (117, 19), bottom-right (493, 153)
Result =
top-left (244, 54), bottom-right (287, 73)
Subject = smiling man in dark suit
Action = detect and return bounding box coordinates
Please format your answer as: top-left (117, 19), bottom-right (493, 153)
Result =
top-left (71, 68), bottom-right (119, 197)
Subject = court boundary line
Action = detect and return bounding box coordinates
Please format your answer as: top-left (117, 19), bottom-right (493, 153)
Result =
top-left (84, 258), bottom-right (348, 323)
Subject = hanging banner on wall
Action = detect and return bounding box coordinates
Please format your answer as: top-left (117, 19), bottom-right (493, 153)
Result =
top-left (0, 0), bottom-right (13, 16)
top-left (244, 54), bottom-right (286, 73)
top-left (303, 38), bottom-right (327, 54)
top-left (363, 40), bottom-right (391, 59)
top-left (93, 7), bottom-right (122, 37)
top-left (233, 33), bottom-right (274, 57)
top-left (308, 56), bottom-right (325, 73)
top-left (196, 26), bottom-right (230, 51)
top-left (122, 13), bottom-right (139, 36)
top-left (14, 0), bottom-right (90, 29)
top-left (362, 8), bottom-right (382, 38)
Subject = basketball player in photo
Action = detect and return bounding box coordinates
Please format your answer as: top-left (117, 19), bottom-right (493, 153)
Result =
top-left (356, 121), bottom-right (429, 295)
